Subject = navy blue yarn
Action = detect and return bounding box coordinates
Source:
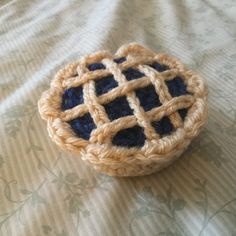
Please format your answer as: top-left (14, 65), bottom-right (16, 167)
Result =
top-left (151, 116), bottom-right (173, 136)
top-left (62, 59), bottom-right (190, 147)
top-left (165, 77), bottom-right (188, 97)
top-left (87, 63), bottom-right (105, 71)
top-left (114, 57), bottom-right (126, 64)
top-left (95, 75), bottom-right (118, 96)
top-left (69, 113), bottom-right (96, 140)
top-left (123, 68), bottom-right (145, 81)
top-left (135, 85), bottom-right (161, 111)
top-left (103, 96), bottom-right (133, 121)
top-left (112, 126), bottom-right (145, 147)
top-left (61, 86), bottom-right (83, 110)
top-left (149, 62), bottom-right (169, 72)
top-left (178, 108), bottom-right (188, 120)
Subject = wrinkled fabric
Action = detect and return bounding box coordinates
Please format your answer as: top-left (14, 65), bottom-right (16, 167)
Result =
top-left (0, 0), bottom-right (236, 235)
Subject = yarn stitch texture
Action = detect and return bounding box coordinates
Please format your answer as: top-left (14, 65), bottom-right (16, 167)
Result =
top-left (38, 43), bottom-right (208, 176)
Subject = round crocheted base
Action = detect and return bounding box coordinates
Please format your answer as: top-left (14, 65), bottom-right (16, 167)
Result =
top-left (38, 43), bottom-right (208, 176)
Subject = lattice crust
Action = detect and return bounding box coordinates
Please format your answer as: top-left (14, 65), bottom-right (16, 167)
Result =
top-left (38, 43), bottom-right (208, 176)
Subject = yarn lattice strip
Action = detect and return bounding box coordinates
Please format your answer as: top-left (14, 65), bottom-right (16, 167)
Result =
top-left (38, 43), bottom-right (208, 176)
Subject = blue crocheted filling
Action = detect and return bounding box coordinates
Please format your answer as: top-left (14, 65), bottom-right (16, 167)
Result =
top-left (61, 86), bottom-right (84, 110)
top-left (123, 68), bottom-right (145, 81)
top-left (112, 125), bottom-right (145, 147)
top-left (69, 113), bottom-right (96, 140)
top-left (178, 108), bottom-right (188, 120)
top-left (135, 85), bottom-right (161, 111)
top-left (104, 96), bottom-right (133, 121)
top-left (95, 75), bottom-right (118, 96)
top-left (87, 57), bottom-right (126, 71)
top-left (87, 63), bottom-right (105, 71)
top-left (62, 59), bottom-right (189, 147)
top-left (149, 62), bottom-right (169, 72)
top-left (114, 57), bottom-right (126, 64)
top-left (165, 77), bottom-right (188, 97)
top-left (151, 116), bottom-right (173, 136)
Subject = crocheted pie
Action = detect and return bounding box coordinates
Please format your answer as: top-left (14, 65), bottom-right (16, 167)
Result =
top-left (38, 43), bottom-right (208, 176)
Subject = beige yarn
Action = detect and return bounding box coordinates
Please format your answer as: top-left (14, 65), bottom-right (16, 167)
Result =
top-left (38, 43), bottom-right (208, 177)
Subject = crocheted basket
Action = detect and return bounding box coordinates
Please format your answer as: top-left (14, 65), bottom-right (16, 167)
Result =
top-left (38, 43), bottom-right (208, 177)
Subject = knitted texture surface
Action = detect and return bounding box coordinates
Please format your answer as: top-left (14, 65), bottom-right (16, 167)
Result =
top-left (38, 43), bottom-right (208, 176)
